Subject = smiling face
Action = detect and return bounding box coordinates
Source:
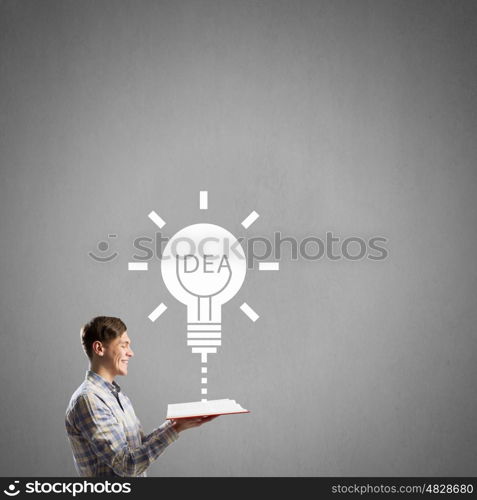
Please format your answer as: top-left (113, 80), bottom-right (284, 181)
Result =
top-left (99, 331), bottom-right (134, 378)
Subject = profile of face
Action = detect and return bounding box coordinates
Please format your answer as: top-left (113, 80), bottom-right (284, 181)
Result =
top-left (94, 331), bottom-right (134, 377)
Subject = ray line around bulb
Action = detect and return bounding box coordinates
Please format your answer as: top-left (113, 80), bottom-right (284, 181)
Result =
top-left (240, 302), bottom-right (260, 322)
top-left (258, 262), bottom-right (280, 271)
top-left (128, 262), bottom-right (148, 271)
top-left (200, 190), bottom-right (208, 210)
top-left (148, 302), bottom-right (168, 322)
top-left (241, 210), bottom-right (259, 229)
top-left (148, 210), bottom-right (166, 229)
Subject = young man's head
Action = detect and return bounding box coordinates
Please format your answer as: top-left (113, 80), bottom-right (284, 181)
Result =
top-left (81, 316), bottom-right (134, 380)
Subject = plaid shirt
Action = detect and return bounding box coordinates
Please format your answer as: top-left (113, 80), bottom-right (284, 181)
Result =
top-left (65, 370), bottom-right (178, 477)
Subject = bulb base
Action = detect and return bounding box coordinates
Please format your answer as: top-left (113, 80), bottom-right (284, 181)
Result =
top-left (187, 323), bottom-right (221, 345)
top-left (187, 323), bottom-right (222, 362)
top-left (191, 347), bottom-right (218, 363)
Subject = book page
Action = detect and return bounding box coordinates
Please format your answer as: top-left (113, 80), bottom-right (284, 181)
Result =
top-left (166, 399), bottom-right (249, 419)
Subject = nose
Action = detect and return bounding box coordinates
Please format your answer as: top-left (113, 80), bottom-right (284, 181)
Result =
top-left (128, 348), bottom-right (134, 358)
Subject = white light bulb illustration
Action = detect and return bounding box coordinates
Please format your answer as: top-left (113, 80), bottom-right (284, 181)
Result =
top-left (127, 194), bottom-right (277, 401)
top-left (161, 223), bottom-right (246, 366)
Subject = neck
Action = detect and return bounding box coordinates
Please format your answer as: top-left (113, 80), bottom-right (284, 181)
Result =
top-left (90, 362), bottom-right (115, 383)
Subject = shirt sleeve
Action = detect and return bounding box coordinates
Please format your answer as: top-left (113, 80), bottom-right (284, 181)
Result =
top-left (136, 416), bottom-right (178, 447)
top-left (73, 393), bottom-right (179, 477)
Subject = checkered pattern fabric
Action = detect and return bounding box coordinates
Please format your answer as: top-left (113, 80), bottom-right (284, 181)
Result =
top-left (65, 370), bottom-right (178, 477)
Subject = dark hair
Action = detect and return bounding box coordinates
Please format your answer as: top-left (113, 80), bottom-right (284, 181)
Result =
top-left (80, 316), bottom-right (127, 359)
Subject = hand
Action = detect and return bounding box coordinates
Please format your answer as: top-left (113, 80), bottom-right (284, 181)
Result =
top-left (170, 415), bottom-right (219, 433)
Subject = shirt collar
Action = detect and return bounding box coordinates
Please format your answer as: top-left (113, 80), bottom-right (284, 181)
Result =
top-left (86, 370), bottom-right (121, 395)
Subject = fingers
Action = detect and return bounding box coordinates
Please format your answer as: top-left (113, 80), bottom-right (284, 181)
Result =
top-left (197, 415), bottom-right (220, 424)
top-left (183, 416), bottom-right (216, 427)
top-left (185, 416), bottom-right (211, 423)
top-left (172, 415), bottom-right (220, 431)
top-left (184, 420), bottom-right (204, 429)
top-left (188, 417), bottom-right (206, 424)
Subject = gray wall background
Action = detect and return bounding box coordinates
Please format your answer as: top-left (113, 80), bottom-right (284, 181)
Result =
top-left (1, 0), bottom-right (476, 476)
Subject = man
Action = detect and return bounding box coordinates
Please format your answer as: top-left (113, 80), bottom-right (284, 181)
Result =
top-left (65, 316), bottom-right (216, 477)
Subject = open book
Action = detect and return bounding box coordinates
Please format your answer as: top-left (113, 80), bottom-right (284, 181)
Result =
top-left (166, 399), bottom-right (249, 419)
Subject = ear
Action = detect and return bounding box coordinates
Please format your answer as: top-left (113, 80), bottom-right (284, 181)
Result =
top-left (92, 340), bottom-right (105, 357)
